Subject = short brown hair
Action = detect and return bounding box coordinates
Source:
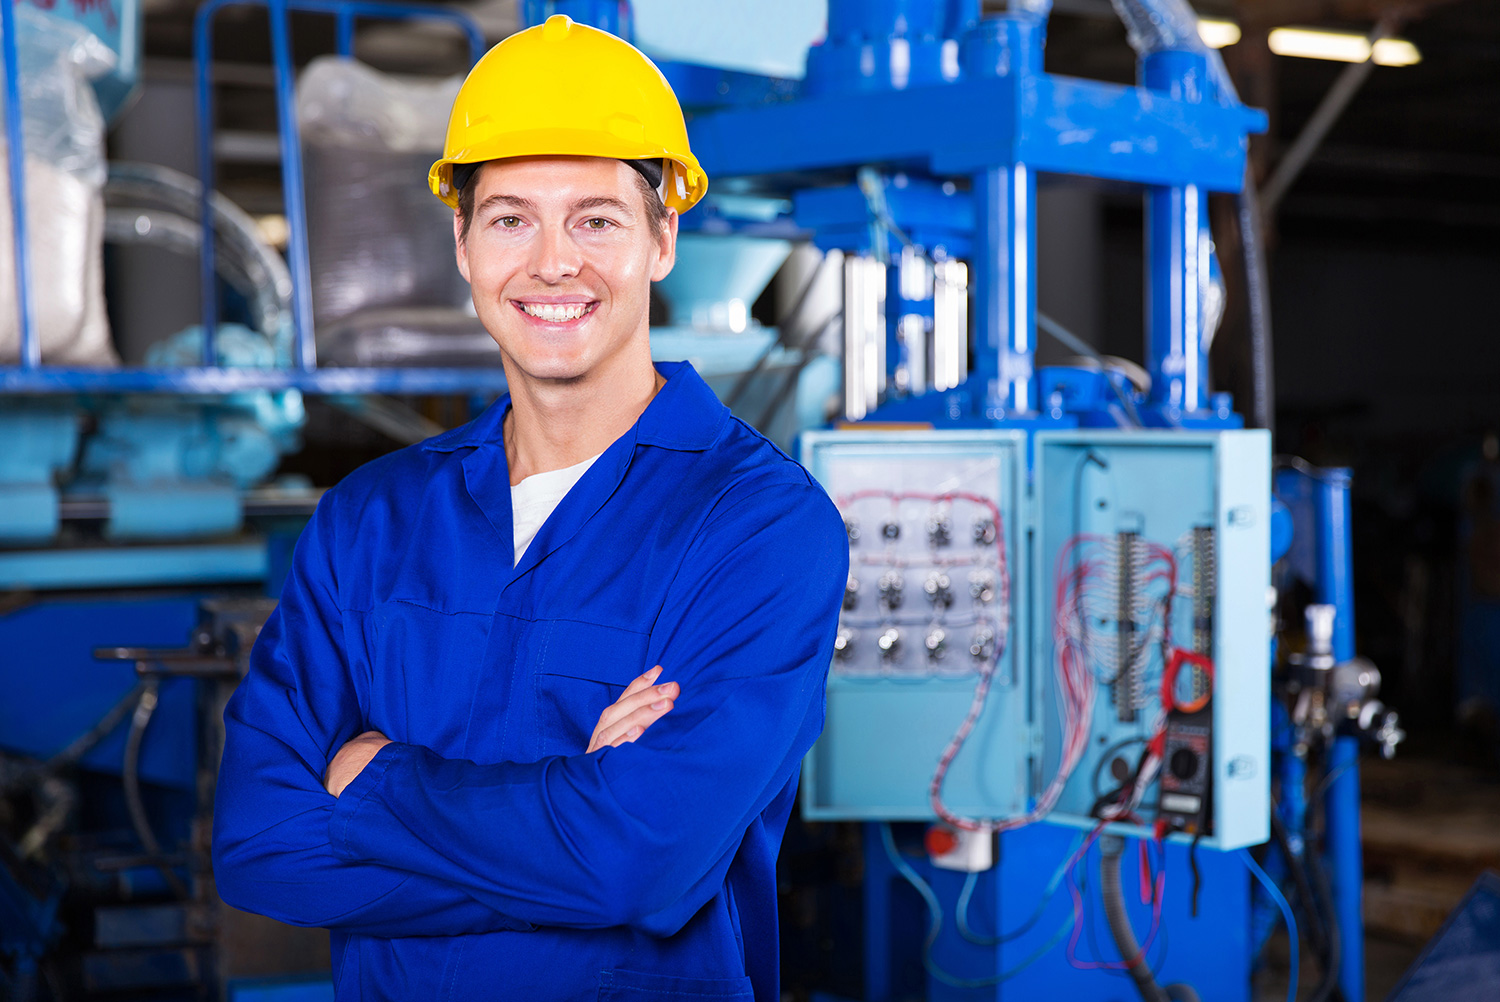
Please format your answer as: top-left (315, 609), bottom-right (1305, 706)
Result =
top-left (456, 161), bottom-right (670, 243)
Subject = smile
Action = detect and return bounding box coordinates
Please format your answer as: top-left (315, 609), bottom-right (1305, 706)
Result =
top-left (514, 301), bottom-right (598, 323)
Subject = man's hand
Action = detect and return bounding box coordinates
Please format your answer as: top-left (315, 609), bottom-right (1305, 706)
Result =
top-left (587, 666), bottom-right (677, 754)
top-left (325, 730), bottom-right (392, 798)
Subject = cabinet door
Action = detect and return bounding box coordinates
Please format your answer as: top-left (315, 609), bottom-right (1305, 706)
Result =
top-left (1034, 430), bottom-right (1270, 850)
top-left (799, 429), bottom-right (1029, 822)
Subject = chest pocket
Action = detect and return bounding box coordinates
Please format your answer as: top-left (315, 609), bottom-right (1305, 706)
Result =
top-left (532, 621), bottom-right (651, 758)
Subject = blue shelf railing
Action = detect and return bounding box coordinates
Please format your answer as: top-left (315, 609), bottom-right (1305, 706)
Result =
top-left (1, 0), bottom-right (507, 394)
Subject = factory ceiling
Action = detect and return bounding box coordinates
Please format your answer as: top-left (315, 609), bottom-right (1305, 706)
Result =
top-left (134, 0), bottom-right (1498, 242)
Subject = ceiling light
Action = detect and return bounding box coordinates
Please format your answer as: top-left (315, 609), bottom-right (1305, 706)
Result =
top-left (1268, 27), bottom-right (1422, 66)
top-left (1197, 19), bottom-right (1242, 49)
top-left (1371, 38), bottom-right (1422, 66)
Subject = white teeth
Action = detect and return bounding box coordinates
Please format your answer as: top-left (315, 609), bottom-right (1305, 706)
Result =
top-left (520, 302), bottom-right (589, 322)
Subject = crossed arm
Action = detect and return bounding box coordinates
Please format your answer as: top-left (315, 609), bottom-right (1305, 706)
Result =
top-left (323, 666), bottom-right (680, 798)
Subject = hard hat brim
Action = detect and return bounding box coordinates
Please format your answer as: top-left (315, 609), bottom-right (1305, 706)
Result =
top-left (429, 131), bottom-right (707, 213)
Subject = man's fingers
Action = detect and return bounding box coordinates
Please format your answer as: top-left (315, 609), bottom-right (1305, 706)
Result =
top-left (588, 696), bottom-right (675, 753)
top-left (592, 680), bottom-right (678, 734)
top-left (619, 665), bottom-right (663, 699)
top-left (604, 699), bottom-right (674, 748)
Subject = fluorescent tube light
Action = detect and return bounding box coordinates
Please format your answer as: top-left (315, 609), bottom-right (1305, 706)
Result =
top-left (1197, 19), bottom-right (1242, 49)
top-left (1268, 27), bottom-right (1422, 66)
top-left (1371, 38), bottom-right (1422, 66)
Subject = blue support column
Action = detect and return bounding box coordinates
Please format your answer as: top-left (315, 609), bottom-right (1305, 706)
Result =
top-left (963, 14), bottom-right (1043, 417)
top-left (266, 0), bottom-right (318, 371)
top-left (1143, 50), bottom-right (1211, 418)
top-left (862, 822), bottom-right (894, 1002)
top-left (1315, 467), bottom-right (1363, 1002)
top-left (971, 163), bottom-right (1035, 416)
top-left (2, 0), bottom-right (39, 369)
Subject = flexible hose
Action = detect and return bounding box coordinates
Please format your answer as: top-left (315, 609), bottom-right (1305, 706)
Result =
top-left (1269, 809), bottom-right (1329, 958)
top-left (122, 681), bottom-right (189, 899)
top-left (1306, 810), bottom-right (1344, 1002)
top-left (1099, 836), bottom-right (1202, 1002)
top-left (1236, 164), bottom-right (1275, 433)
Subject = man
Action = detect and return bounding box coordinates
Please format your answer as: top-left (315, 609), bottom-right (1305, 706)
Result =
top-left (211, 14), bottom-right (848, 1002)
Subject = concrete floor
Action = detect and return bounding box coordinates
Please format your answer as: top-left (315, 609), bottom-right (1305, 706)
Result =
top-left (1254, 930), bottom-right (1423, 1002)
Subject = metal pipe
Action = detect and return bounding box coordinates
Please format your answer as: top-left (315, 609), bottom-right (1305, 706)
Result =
top-left (56, 488), bottom-right (322, 521)
top-left (1314, 466), bottom-right (1362, 1002)
top-left (1261, 19), bottom-right (1396, 216)
top-left (972, 164), bottom-right (1035, 414)
top-left (1237, 165), bottom-right (1275, 432)
top-left (1143, 49), bottom-right (1210, 415)
top-left (3, 0), bottom-right (39, 369)
top-left (843, 255), bottom-right (885, 420)
top-left (266, 0), bottom-right (318, 372)
top-left (194, 1), bottom-right (223, 367)
top-left (931, 258), bottom-right (968, 392)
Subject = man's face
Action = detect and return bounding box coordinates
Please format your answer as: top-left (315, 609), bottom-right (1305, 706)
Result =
top-left (455, 156), bottom-right (677, 386)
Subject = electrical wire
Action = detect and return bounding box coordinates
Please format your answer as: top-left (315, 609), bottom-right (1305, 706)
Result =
top-left (955, 829), bottom-right (1085, 946)
top-left (880, 823), bottom-right (1076, 989)
top-left (1242, 848), bottom-right (1298, 1002)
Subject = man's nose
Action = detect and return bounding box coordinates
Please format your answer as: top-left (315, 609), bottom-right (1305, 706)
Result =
top-left (530, 223), bottom-right (583, 284)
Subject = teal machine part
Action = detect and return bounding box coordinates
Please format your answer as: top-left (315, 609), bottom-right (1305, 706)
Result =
top-left (802, 428), bottom-right (1271, 850)
top-left (0, 403), bottom-right (79, 541)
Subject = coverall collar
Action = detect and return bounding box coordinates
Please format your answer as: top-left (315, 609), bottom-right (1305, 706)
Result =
top-left (420, 360), bottom-right (728, 455)
top-left (429, 361), bottom-right (729, 585)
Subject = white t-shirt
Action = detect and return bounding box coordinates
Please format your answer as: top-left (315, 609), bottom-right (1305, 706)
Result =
top-left (511, 453), bottom-right (602, 566)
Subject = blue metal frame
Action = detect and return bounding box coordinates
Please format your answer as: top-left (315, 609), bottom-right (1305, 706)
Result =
top-left (683, 5), bottom-right (1264, 423)
top-left (1, 0), bottom-right (37, 370)
top-left (0, 0), bottom-right (501, 395)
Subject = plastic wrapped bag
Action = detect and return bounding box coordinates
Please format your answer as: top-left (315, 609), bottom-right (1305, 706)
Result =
top-left (296, 56), bottom-right (470, 330)
top-left (0, 5), bottom-right (117, 366)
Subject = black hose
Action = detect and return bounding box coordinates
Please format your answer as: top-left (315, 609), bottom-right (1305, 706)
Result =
top-left (0, 681), bottom-right (150, 798)
top-left (1306, 812), bottom-right (1344, 1002)
top-left (1099, 836), bottom-right (1201, 1002)
top-left (1269, 809), bottom-right (1330, 959)
top-left (1236, 163), bottom-right (1275, 434)
top-left (122, 681), bottom-right (188, 899)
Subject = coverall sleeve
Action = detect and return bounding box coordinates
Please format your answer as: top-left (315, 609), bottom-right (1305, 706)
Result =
top-left (326, 481), bottom-right (848, 935)
top-left (211, 497), bottom-right (532, 938)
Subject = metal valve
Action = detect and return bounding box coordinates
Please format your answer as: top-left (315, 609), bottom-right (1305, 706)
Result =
top-left (882, 520), bottom-right (901, 541)
top-left (878, 571), bottom-right (905, 609)
top-left (968, 570), bottom-right (996, 604)
top-left (924, 572), bottom-right (953, 609)
top-left (970, 627), bottom-right (995, 663)
top-left (845, 517), bottom-right (861, 544)
top-left (843, 574), bottom-right (860, 611)
top-left (925, 628), bottom-right (947, 660)
top-left (926, 514), bottom-right (952, 548)
top-left (973, 519), bottom-right (997, 546)
top-left (877, 628), bottom-right (901, 658)
top-left (834, 626), bottom-right (855, 660)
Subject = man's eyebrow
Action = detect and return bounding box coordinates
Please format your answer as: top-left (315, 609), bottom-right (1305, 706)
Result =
top-left (476, 193), bottom-right (537, 214)
top-left (573, 195), bottom-right (634, 215)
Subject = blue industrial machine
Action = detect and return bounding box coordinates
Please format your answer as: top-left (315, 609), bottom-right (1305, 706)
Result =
top-left (611, 0), bottom-right (1389, 1000)
top-left (0, 0), bottom-right (1404, 1000)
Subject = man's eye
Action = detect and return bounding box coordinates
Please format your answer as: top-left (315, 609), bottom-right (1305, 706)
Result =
top-left (584, 218), bottom-right (612, 230)
top-left (497, 216), bottom-right (522, 228)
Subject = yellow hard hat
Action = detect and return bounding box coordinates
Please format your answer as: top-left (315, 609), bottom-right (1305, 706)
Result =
top-left (429, 14), bottom-right (707, 213)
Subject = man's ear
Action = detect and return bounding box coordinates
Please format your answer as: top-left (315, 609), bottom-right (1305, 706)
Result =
top-left (650, 208), bottom-right (679, 283)
top-left (455, 209), bottom-right (470, 283)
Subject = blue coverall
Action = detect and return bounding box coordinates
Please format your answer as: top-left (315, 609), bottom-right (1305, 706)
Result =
top-left (212, 361), bottom-right (849, 1002)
